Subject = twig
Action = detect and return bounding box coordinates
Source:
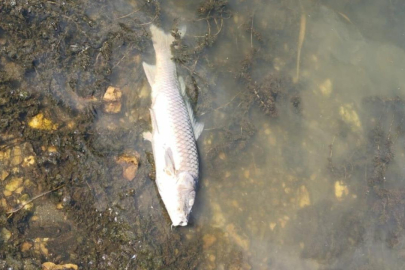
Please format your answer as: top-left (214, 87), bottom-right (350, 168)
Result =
top-left (115, 8), bottom-right (141, 20)
top-left (294, 0), bottom-right (306, 83)
top-left (6, 185), bottom-right (65, 217)
top-left (251, 12), bottom-right (255, 48)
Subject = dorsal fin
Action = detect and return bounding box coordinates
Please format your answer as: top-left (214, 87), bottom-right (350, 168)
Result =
top-left (185, 100), bottom-right (204, 140)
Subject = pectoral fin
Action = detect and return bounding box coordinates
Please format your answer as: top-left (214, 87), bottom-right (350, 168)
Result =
top-left (149, 108), bottom-right (159, 133)
top-left (179, 76), bottom-right (186, 96)
top-left (164, 147), bottom-right (176, 176)
top-left (143, 62), bottom-right (156, 86)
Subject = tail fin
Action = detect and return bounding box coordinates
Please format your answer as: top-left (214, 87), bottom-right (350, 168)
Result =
top-left (150, 25), bottom-right (175, 53)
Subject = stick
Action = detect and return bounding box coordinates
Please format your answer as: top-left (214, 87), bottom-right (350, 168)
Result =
top-left (6, 185), bottom-right (65, 217)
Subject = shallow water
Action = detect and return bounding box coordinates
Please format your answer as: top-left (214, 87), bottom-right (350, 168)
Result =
top-left (1, 0), bottom-right (405, 269)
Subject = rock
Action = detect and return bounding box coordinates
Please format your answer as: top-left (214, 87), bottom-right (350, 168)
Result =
top-left (339, 103), bottom-right (362, 131)
top-left (319, 78), bottom-right (332, 97)
top-left (334, 181), bottom-right (349, 200)
top-left (103, 86), bottom-right (122, 114)
top-left (298, 185), bottom-right (310, 208)
top-left (1, 171), bottom-right (9, 181)
top-left (0, 228), bottom-right (11, 242)
top-left (42, 262), bottom-right (78, 270)
top-left (203, 234), bottom-right (217, 249)
top-left (5, 177), bottom-right (23, 192)
top-left (11, 146), bottom-right (23, 165)
top-left (117, 153), bottom-right (140, 181)
top-left (23, 155), bottom-right (36, 167)
top-left (104, 102), bottom-right (122, 113)
top-left (21, 242), bottom-right (33, 252)
top-left (103, 86), bottom-right (122, 102)
top-left (28, 113), bottom-right (58, 130)
top-left (34, 238), bottom-right (49, 256)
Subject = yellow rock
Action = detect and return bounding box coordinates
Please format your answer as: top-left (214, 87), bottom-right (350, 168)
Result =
top-left (1, 171), bottom-right (9, 181)
top-left (34, 238), bottom-right (49, 256)
top-left (21, 242), bottom-right (33, 252)
top-left (28, 113), bottom-right (58, 130)
top-left (15, 186), bottom-right (24, 194)
top-left (48, 146), bottom-right (58, 153)
top-left (319, 79), bottom-right (332, 97)
top-left (11, 146), bottom-right (23, 165)
top-left (24, 179), bottom-right (33, 187)
top-left (339, 104), bottom-right (362, 131)
top-left (23, 155), bottom-right (36, 167)
top-left (0, 149), bottom-right (11, 161)
top-left (5, 177), bottom-right (23, 192)
top-left (1, 228), bottom-right (11, 242)
top-left (103, 86), bottom-right (122, 102)
top-left (298, 185), bottom-right (311, 208)
top-left (1, 198), bottom-right (8, 208)
top-left (42, 262), bottom-right (78, 270)
top-left (334, 181), bottom-right (349, 200)
top-left (218, 152), bottom-right (226, 160)
top-left (19, 194), bottom-right (33, 210)
top-left (56, 203), bottom-right (64, 210)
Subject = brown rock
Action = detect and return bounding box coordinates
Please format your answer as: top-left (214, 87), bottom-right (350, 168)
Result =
top-left (203, 234), bottom-right (217, 249)
top-left (117, 153), bottom-right (140, 181)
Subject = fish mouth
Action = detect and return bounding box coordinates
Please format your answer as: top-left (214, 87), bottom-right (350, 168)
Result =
top-left (172, 220), bottom-right (188, 227)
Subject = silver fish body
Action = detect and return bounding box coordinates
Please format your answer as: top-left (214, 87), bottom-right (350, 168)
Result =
top-left (142, 25), bottom-right (203, 226)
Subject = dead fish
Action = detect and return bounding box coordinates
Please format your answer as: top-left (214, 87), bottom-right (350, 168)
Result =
top-left (142, 25), bottom-right (204, 227)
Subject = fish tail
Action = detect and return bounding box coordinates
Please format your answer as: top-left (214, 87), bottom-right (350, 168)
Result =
top-left (150, 25), bottom-right (175, 53)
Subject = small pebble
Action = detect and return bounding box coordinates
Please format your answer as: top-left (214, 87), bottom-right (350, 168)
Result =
top-left (203, 234), bottom-right (217, 249)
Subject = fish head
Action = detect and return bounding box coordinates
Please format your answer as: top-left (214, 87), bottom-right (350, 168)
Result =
top-left (159, 171), bottom-right (196, 227)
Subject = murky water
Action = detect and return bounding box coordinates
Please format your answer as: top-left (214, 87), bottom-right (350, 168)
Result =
top-left (1, 0), bottom-right (405, 269)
